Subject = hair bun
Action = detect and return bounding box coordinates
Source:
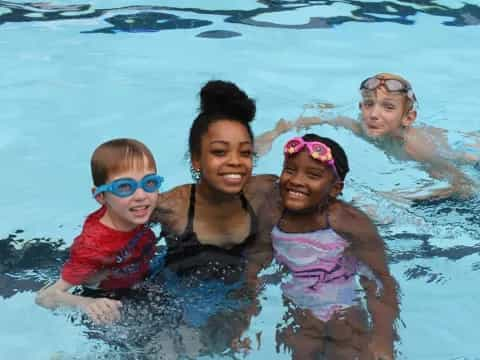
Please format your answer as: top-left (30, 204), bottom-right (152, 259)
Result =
top-left (200, 80), bottom-right (256, 123)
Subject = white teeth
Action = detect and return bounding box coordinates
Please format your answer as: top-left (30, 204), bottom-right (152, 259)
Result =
top-left (224, 174), bottom-right (241, 179)
top-left (288, 190), bottom-right (306, 198)
top-left (131, 206), bottom-right (148, 211)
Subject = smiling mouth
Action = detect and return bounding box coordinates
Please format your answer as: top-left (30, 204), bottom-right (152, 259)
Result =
top-left (286, 189), bottom-right (308, 199)
top-left (222, 174), bottom-right (243, 179)
top-left (130, 205), bottom-right (150, 213)
top-left (221, 173), bottom-right (245, 185)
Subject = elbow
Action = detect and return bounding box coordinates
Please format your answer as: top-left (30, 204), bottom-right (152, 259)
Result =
top-left (35, 288), bottom-right (57, 309)
top-left (35, 290), bottom-right (47, 308)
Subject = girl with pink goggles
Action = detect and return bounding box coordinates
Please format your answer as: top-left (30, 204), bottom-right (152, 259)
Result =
top-left (284, 137), bottom-right (339, 179)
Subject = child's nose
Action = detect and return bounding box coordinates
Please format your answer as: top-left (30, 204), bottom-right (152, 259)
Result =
top-left (132, 187), bottom-right (148, 199)
top-left (370, 104), bottom-right (381, 119)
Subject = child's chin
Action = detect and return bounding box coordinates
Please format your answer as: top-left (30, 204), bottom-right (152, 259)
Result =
top-left (365, 130), bottom-right (385, 138)
top-left (283, 202), bottom-right (311, 213)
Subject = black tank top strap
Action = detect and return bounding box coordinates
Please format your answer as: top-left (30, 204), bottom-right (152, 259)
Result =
top-left (240, 191), bottom-right (257, 238)
top-left (184, 183), bottom-right (196, 235)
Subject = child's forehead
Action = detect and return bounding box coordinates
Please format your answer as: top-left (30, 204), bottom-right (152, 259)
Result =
top-left (107, 157), bottom-right (156, 181)
top-left (108, 167), bottom-right (156, 181)
top-left (285, 150), bottom-right (330, 170)
top-left (361, 88), bottom-right (405, 102)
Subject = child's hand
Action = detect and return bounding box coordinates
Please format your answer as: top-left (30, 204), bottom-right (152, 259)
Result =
top-left (368, 335), bottom-right (394, 360)
top-left (274, 118), bottom-right (293, 134)
top-left (79, 297), bottom-right (122, 325)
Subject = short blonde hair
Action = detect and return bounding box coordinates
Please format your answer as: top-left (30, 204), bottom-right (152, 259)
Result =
top-left (91, 138), bottom-right (156, 186)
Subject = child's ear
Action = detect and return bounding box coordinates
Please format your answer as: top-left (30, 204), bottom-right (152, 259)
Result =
top-left (402, 109), bottom-right (417, 128)
top-left (330, 180), bottom-right (344, 198)
top-left (358, 102), bottom-right (362, 110)
top-left (92, 188), bottom-right (106, 205)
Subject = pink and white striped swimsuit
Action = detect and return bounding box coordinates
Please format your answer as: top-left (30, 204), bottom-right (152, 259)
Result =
top-left (272, 225), bottom-right (362, 322)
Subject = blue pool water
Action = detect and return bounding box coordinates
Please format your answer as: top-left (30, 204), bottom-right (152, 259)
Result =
top-left (1, 0), bottom-right (479, 358)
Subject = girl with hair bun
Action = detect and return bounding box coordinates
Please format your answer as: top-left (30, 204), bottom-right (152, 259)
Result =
top-left (152, 80), bottom-right (277, 277)
top-left (147, 81), bottom-right (279, 356)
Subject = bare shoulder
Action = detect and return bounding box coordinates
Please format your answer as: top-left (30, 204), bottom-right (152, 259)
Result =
top-left (245, 174), bottom-right (282, 232)
top-left (151, 184), bottom-right (191, 228)
top-left (404, 126), bottom-right (445, 161)
top-left (244, 174), bottom-right (278, 201)
top-left (328, 200), bottom-right (377, 238)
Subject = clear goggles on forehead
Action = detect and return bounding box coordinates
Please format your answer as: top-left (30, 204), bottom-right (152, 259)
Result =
top-left (284, 137), bottom-right (339, 179)
top-left (93, 173), bottom-right (164, 198)
top-left (360, 76), bottom-right (417, 106)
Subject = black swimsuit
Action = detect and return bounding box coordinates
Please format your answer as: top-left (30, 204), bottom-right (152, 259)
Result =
top-left (161, 184), bottom-right (257, 281)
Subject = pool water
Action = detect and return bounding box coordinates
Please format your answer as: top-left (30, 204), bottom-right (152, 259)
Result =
top-left (1, 0), bottom-right (479, 359)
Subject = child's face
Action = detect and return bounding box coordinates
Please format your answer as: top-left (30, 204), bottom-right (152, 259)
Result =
top-left (280, 150), bottom-right (341, 213)
top-left (95, 166), bottom-right (159, 231)
top-left (192, 120), bottom-right (253, 195)
top-left (359, 87), bottom-right (416, 138)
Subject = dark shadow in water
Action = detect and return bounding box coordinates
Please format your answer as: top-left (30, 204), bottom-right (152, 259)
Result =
top-left (0, 0), bottom-right (479, 34)
top-left (196, 30), bottom-right (242, 38)
top-left (0, 229), bottom-right (68, 298)
top-left (82, 12), bottom-right (212, 34)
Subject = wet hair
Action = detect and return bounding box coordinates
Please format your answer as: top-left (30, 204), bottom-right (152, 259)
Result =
top-left (188, 80), bottom-right (256, 159)
top-left (91, 138), bottom-right (156, 186)
top-left (302, 133), bottom-right (349, 181)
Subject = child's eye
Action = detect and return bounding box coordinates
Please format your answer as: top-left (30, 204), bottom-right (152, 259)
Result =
top-left (145, 180), bottom-right (156, 188)
top-left (283, 167), bottom-right (295, 175)
top-left (240, 150), bottom-right (252, 157)
top-left (211, 149), bottom-right (226, 156)
top-left (118, 183), bottom-right (133, 192)
top-left (363, 101), bottom-right (373, 108)
top-left (307, 172), bottom-right (322, 179)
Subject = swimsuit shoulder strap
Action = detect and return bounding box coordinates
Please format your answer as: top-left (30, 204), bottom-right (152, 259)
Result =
top-left (184, 183), bottom-right (196, 234)
top-left (240, 191), bottom-right (257, 236)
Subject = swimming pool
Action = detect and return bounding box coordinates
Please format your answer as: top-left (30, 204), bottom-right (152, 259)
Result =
top-left (1, 0), bottom-right (479, 358)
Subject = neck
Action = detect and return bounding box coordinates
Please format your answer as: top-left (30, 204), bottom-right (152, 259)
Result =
top-left (196, 180), bottom-right (242, 206)
top-left (280, 201), bottom-right (330, 232)
top-left (100, 210), bottom-right (137, 232)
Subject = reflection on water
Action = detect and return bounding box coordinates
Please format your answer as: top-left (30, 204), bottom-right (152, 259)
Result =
top-left (0, 0), bottom-right (480, 35)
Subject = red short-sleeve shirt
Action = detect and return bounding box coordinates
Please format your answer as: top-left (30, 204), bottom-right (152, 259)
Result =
top-left (61, 206), bottom-right (155, 290)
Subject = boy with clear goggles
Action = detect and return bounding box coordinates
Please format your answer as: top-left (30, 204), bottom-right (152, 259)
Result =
top-left (259, 73), bottom-right (478, 201)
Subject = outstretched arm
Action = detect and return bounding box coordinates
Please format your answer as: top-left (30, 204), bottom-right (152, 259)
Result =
top-left (399, 130), bottom-right (476, 200)
top-left (294, 115), bottom-right (363, 135)
top-left (330, 202), bottom-right (399, 360)
top-left (36, 279), bottom-right (122, 324)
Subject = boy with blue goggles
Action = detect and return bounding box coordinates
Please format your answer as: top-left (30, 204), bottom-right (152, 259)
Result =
top-left (93, 173), bottom-right (164, 198)
top-left (36, 138), bottom-right (163, 325)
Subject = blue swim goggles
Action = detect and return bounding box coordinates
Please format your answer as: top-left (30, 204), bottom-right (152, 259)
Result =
top-left (93, 173), bottom-right (164, 198)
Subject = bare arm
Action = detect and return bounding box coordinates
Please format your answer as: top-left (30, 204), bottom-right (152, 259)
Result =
top-left (36, 279), bottom-right (122, 324)
top-left (330, 202), bottom-right (399, 360)
top-left (401, 130), bottom-right (476, 200)
top-left (294, 115), bottom-right (363, 135)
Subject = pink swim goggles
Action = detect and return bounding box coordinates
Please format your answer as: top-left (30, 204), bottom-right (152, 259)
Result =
top-left (284, 137), bottom-right (339, 179)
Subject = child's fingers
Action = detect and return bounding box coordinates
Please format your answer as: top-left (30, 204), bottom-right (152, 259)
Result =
top-left (85, 298), bottom-right (122, 324)
top-left (84, 306), bottom-right (103, 325)
top-left (103, 299), bottom-right (122, 321)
